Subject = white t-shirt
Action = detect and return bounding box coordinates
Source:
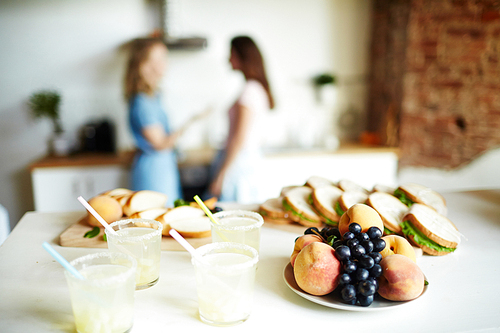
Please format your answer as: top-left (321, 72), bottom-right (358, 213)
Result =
top-left (220, 79), bottom-right (271, 203)
top-left (227, 79), bottom-right (270, 152)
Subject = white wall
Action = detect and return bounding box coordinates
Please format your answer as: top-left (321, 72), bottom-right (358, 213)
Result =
top-left (0, 0), bottom-right (373, 228)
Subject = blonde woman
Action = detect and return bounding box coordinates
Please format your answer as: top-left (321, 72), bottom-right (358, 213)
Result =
top-left (125, 38), bottom-right (199, 205)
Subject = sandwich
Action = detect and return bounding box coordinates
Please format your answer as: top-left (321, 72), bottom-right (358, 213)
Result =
top-left (338, 179), bottom-right (369, 195)
top-left (259, 197), bottom-right (293, 224)
top-left (371, 184), bottom-right (396, 194)
top-left (366, 191), bottom-right (408, 235)
top-left (336, 191), bottom-right (369, 217)
top-left (400, 203), bottom-right (461, 256)
top-left (280, 185), bottom-right (301, 197)
top-left (310, 185), bottom-right (344, 226)
top-left (394, 183), bottom-right (447, 216)
top-left (122, 190), bottom-right (168, 217)
top-left (282, 186), bottom-right (323, 227)
top-left (158, 205), bottom-right (211, 238)
top-left (305, 176), bottom-right (336, 189)
top-left (129, 207), bottom-right (169, 220)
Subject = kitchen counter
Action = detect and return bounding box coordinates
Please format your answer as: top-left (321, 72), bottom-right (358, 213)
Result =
top-left (1, 190), bottom-right (499, 332)
top-left (28, 143), bottom-right (399, 170)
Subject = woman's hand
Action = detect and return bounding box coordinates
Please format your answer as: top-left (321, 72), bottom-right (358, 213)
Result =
top-left (209, 171), bottom-right (225, 198)
top-left (142, 124), bottom-right (180, 151)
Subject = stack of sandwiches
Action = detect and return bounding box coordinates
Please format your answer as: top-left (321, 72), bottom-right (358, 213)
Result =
top-left (259, 177), bottom-right (462, 256)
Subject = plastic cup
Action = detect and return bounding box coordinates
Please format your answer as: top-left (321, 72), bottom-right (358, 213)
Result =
top-left (192, 242), bottom-right (259, 326)
top-left (211, 210), bottom-right (264, 253)
top-left (105, 218), bottom-right (162, 290)
top-left (64, 252), bottom-right (137, 333)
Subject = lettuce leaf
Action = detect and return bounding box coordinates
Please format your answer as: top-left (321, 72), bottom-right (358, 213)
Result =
top-left (384, 227), bottom-right (396, 235)
top-left (282, 199), bottom-right (320, 225)
top-left (394, 189), bottom-right (414, 207)
top-left (307, 195), bottom-right (338, 226)
top-left (400, 220), bottom-right (456, 253)
top-left (334, 201), bottom-right (345, 217)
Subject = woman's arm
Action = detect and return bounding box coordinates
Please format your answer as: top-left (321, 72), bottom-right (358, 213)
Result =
top-left (209, 103), bottom-right (253, 196)
top-left (142, 109), bottom-right (211, 151)
top-left (142, 124), bottom-right (184, 151)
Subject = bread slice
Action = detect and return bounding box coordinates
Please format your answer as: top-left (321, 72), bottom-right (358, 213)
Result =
top-left (122, 190), bottom-right (168, 217)
top-left (371, 184), bottom-right (396, 194)
top-left (401, 203), bottom-right (460, 256)
top-left (338, 179), bottom-right (369, 194)
top-left (305, 176), bottom-right (336, 189)
top-left (170, 217), bottom-right (211, 238)
top-left (338, 191), bottom-right (368, 212)
top-left (395, 183), bottom-right (447, 216)
top-left (159, 206), bottom-right (207, 237)
top-left (282, 186), bottom-right (322, 227)
top-left (102, 188), bottom-right (134, 198)
top-left (311, 185), bottom-right (344, 226)
top-left (129, 208), bottom-right (169, 220)
top-left (280, 185), bottom-right (301, 197)
top-left (259, 197), bottom-right (292, 224)
top-left (366, 192), bottom-right (408, 235)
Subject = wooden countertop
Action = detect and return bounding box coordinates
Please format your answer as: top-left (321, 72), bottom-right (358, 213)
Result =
top-left (29, 143), bottom-right (399, 170)
top-left (29, 151), bottom-right (136, 170)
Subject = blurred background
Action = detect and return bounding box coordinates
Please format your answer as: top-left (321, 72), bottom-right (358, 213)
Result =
top-left (0, 0), bottom-right (499, 235)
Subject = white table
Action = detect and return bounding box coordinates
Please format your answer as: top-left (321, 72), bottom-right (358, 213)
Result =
top-left (1, 190), bottom-right (499, 332)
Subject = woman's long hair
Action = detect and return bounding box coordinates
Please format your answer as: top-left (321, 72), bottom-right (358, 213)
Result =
top-left (231, 36), bottom-right (275, 109)
top-left (124, 37), bottom-right (164, 101)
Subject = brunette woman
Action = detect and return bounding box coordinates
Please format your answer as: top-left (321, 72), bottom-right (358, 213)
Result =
top-left (208, 36), bottom-right (274, 203)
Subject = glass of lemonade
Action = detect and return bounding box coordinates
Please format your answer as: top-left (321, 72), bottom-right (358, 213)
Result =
top-left (192, 242), bottom-right (259, 326)
top-left (211, 210), bottom-right (264, 253)
top-left (105, 218), bottom-right (162, 290)
top-left (65, 252), bottom-right (137, 333)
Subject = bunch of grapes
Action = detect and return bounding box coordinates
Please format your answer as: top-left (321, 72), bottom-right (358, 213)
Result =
top-left (332, 223), bottom-right (386, 307)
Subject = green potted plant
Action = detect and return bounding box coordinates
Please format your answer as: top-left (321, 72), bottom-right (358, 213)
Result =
top-left (312, 73), bottom-right (336, 104)
top-left (29, 90), bottom-right (70, 155)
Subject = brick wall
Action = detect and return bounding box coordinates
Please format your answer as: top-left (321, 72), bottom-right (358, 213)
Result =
top-left (368, 0), bottom-right (500, 169)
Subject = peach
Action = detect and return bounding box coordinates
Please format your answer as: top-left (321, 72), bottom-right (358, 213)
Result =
top-left (290, 234), bottom-right (323, 267)
top-left (378, 254), bottom-right (425, 301)
top-left (380, 235), bottom-right (417, 263)
top-left (86, 195), bottom-right (123, 227)
top-left (293, 242), bottom-right (341, 296)
top-left (338, 204), bottom-right (384, 237)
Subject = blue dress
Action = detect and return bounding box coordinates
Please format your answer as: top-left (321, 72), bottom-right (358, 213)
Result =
top-left (129, 93), bottom-right (182, 206)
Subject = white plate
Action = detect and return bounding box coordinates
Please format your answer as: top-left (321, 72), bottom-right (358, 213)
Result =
top-left (283, 262), bottom-right (427, 312)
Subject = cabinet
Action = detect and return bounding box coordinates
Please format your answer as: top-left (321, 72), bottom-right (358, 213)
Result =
top-left (30, 152), bottom-right (133, 212)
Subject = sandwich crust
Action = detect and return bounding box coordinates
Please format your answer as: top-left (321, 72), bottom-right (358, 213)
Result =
top-left (338, 191), bottom-right (368, 212)
top-left (259, 197), bottom-right (292, 224)
top-left (305, 176), bottom-right (336, 190)
top-left (403, 204), bottom-right (459, 249)
top-left (406, 234), bottom-right (451, 256)
top-left (366, 192), bottom-right (408, 234)
top-left (283, 187), bottom-right (322, 227)
top-left (398, 183), bottom-right (447, 216)
top-left (311, 185), bottom-right (343, 223)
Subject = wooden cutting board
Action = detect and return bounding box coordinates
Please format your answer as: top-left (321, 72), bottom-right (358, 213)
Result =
top-left (59, 214), bottom-right (308, 251)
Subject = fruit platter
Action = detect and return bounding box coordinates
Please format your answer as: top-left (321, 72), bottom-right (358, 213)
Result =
top-left (286, 204), bottom-right (429, 309)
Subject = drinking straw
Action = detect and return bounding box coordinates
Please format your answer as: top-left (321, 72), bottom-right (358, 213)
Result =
top-left (193, 195), bottom-right (219, 225)
top-left (77, 196), bottom-right (117, 235)
top-left (169, 229), bottom-right (206, 263)
top-left (42, 242), bottom-right (85, 280)
top-left (193, 195), bottom-right (229, 241)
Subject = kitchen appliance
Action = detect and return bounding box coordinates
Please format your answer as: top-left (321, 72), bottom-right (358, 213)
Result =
top-left (80, 119), bottom-right (116, 153)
